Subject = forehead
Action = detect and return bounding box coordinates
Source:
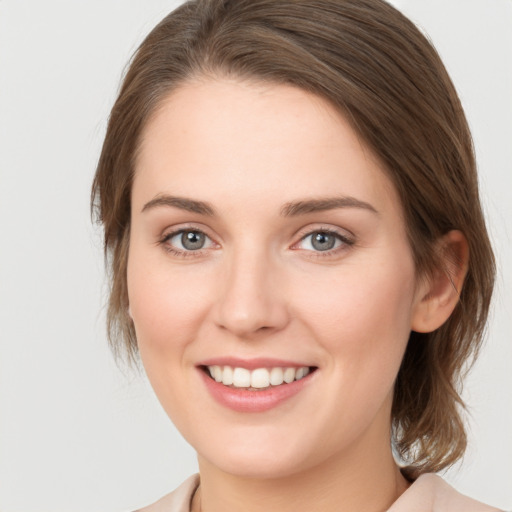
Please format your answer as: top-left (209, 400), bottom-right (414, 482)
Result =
top-left (133, 78), bottom-right (400, 218)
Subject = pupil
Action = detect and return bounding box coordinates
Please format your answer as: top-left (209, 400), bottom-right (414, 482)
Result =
top-left (182, 231), bottom-right (205, 250)
top-left (312, 232), bottom-right (335, 251)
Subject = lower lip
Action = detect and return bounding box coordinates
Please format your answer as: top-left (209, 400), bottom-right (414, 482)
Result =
top-left (199, 369), bottom-right (314, 413)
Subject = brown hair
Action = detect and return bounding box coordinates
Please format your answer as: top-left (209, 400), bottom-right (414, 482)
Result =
top-left (91, 0), bottom-right (495, 476)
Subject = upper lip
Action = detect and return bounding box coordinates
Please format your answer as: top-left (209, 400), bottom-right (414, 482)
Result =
top-left (197, 357), bottom-right (315, 370)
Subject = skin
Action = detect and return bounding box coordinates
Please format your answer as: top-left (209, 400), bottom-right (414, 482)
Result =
top-left (128, 78), bottom-right (468, 512)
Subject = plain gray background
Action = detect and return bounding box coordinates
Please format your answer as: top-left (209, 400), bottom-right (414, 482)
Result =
top-left (0, 1), bottom-right (511, 511)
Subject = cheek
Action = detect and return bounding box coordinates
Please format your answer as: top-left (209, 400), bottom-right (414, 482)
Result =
top-left (128, 254), bottom-right (209, 344)
top-left (291, 256), bottom-right (417, 447)
top-left (294, 254), bottom-right (416, 390)
top-left (126, 246), bottom-right (217, 401)
top-left (126, 252), bottom-right (216, 425)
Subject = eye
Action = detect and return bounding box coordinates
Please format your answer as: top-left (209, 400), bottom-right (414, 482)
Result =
top-left (297, 230), bottom-right (352, 252)
top-left (164, 229), bottom-right (214, 252)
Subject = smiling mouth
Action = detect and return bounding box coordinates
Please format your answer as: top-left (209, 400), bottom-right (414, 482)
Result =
top-left (202, 365), bottom-right (316, 391)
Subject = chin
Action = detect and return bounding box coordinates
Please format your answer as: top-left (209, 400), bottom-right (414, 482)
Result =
top-left (203, 449), bottom-right (311, 480)
top-left (194, 424), bottom-right (335, 480)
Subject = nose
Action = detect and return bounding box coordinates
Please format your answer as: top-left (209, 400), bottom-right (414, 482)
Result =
top-left (213, 247), bottom-right (290, 339)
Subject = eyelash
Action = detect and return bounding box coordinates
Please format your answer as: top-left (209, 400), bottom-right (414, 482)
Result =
top-left (158, 226), bottom-right (355, 259)
top-left (158, 226), bottom-right (215, 259)
top-left (293, 227), bottom-right (355, 258)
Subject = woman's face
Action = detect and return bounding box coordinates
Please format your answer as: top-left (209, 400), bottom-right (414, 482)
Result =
top-left (128, 78), bottom-right (425, 478)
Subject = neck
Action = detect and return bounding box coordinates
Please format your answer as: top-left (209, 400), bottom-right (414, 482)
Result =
top-left (193, 435), bottom-right (409, 512)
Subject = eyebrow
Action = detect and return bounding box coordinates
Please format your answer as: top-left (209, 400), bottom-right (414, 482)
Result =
top-left (280, 196), bottom-right (379, 216)
top-left (142, 195), bottom-right (215, 215)
top-left (141, 194), bottom-right (378, 217)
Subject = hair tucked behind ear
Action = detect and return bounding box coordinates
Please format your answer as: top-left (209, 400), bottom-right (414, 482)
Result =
top-left (91, 0), bottom-right (495, 474)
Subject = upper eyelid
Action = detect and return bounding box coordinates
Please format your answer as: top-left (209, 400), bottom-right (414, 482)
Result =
top-left (158, 228), bottom-right (217, 257)
top-left (294, 224), bottom-right (355, 241)
top-left (297, 231), bottom-right (352, 246)
top-left (163, 228), bottom-right (210, 241)
top-left (160, 224), bottom-right (215, 240)
top-left (163, 228), bottom-right (216, 246)
top-left (157, 226), bottom-right (217, 252)
top-left (157, 224), bottom-right (355, 250)
top-left (161, 226), bottom-right (351, 238)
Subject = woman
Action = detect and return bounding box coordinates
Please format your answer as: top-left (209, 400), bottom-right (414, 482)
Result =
top-left (92, 0), bottom-right (502, 510)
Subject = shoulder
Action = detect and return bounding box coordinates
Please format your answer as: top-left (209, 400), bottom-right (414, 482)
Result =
top-left (133, 474), bottom-right (199, 512)
top-left (388, 473), bottom-right (503, 512)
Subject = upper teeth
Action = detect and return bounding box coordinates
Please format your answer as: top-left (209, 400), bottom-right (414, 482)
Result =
top-left (207, 365), bottom-right (310, 389)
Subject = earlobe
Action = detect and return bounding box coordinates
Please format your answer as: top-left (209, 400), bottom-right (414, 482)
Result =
top-left (411, 230), bottom-right (469, 333)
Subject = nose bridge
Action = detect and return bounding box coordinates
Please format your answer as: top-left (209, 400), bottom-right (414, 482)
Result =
top-left (215, 240), bottom-right (288, 337)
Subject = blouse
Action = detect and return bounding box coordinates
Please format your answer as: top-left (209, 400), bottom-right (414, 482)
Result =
top-left (134, 473), bottom-right (503, 512)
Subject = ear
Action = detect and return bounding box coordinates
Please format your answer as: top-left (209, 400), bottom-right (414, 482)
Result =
top-left (411, 230), bottom-right (469, 333)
